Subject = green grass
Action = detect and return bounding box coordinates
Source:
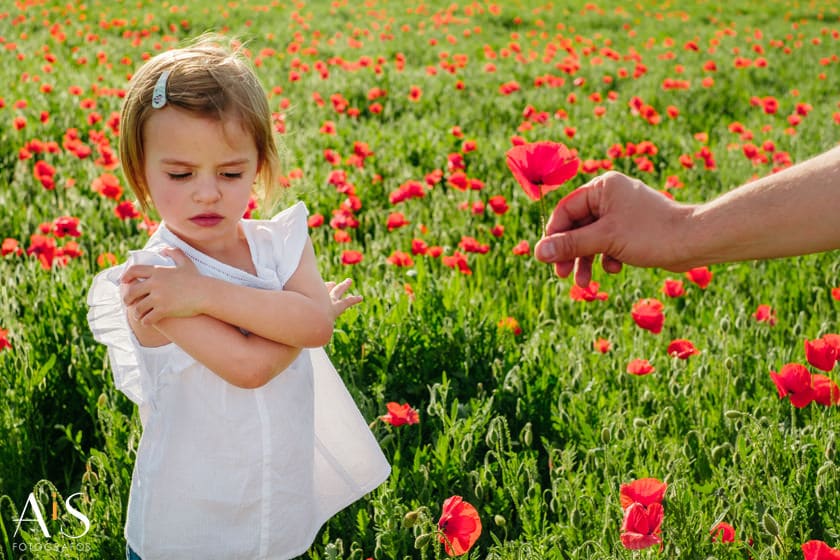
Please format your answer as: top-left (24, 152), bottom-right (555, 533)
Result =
top-left (1, 0), bottom-right (840, 558)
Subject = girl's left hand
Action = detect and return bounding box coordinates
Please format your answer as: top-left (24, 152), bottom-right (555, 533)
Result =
top-left (325, 278), bottom-right (363, 321)
top-left (120, 248), bottom-right (205, 325)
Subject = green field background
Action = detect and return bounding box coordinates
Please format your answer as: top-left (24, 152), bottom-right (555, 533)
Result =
top-left (1, 0), bottom-right (839, 558)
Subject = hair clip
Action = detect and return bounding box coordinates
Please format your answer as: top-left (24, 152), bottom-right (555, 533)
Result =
top-left (151, 70), bottom-right (171, 109)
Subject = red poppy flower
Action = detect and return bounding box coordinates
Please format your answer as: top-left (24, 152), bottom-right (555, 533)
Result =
top-left (753, 304), bottom-right (777, 325)
top-left (805, 337), bottom-right (838, 372)
top-left (437, 496), bottom-right (482, 556)
top-left (505, 141), bottom-right (579, 201)
top-left (627, 358), bottom-right (655, 375)
top-left (52, 216), bottom-right (81, 238)
top-left (341, 250), bottom-right (363, 265)
top-left (92, 173), bottom-right (123, 200)
top-left (511, 240), bottom-right (530, 256)
top-left (631, 298), bottom-right (665, 334)
top-left (620, 502), bottom-right (663, 550)
top-left (386, 212), bottom-right (409, 231)
top-left (380, 402), bottom-right (419, 426)
top-left (769, 363), bottom-right (815, 408)
top-left (497, 316), bottom-right (522, 335)
top-left (620, 478), bottom-right (667, 509)
top-left (0, 327), bottom-right (11, 352)
top-left (711, 521), bottom-right (736, 543)
top-left (307, 214), bottom-right (324, 228)
top-left (570, 281), bottom-right (608, 302)
top-left (832, 288), bottom-right (840, 301)
top-left (487, 195), bottom-right (509, 215)
top-left (408, 85), bottom-right (422, 101)
top-left (661, 279), bottom-right (685, 298)
top-left (387, 251), bottom-right (414, 267)
top-left (444, 171), bottom-right (468, 191)
top-left (812, 374), bottom-right (840, 406)
top-left (442, 251), bottom-right (472, 275)
top-left (802, 540), bottom-right (840, 560)
top-left (411, 238), bottom-right (428, 256)
top-left (594, 337), bottom-right (611, 353)
top-left (685, 266), bottom-right (713, 289)
top-left (667, 339), bottom-right (699, 359)
top-left (114, 200), bottom-right (140, 220)
top-left (96, 252), bottom-right (118, 268)
top-left (456, 236), bottom-right (488, 254)
top-left (2, 238), bottom-right (23, 257)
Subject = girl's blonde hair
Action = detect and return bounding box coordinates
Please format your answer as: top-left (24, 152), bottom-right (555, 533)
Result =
top-left (119, 34), bottom-right (281, 212)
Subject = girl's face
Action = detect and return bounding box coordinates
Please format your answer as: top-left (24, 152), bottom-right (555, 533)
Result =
top-left (142, 107), bottom-right (259, 258)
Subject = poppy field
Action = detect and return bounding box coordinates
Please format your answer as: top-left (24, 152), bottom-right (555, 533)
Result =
top-left (2, 0), bottom-right (840, 558)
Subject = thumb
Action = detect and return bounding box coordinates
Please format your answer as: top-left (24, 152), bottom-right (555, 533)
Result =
top-left (161, 247), bottom-right (188, 266)
top-left (534, 220), bottom-right (610, 264)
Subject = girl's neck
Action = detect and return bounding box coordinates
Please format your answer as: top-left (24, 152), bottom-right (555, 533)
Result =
top-left (165, 221), bottom-right (257, 276)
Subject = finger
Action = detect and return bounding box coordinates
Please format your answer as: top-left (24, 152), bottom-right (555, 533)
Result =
top-left (573, 256), bottom-right (594, 288)
top-left (120, 265), bottom-right (154, 283)
top-left (602, 255), bottom-right (623, 274)
top-left (534, 219), bottom-right (609, 265)
top-left (324, 281), bottom-right (336, 291)
top-left (335, 295), bottom-right (363, 314)
top-left (543, 177), bottom-right (603, 236)
top-left (122, 285), bottom-right (149, 307)
top-left (161, 247), bottom-right (188, 266)
top-left (330, 278), bottom-right (353, 298)
top-left (553, 260), bottom-right (574, 279)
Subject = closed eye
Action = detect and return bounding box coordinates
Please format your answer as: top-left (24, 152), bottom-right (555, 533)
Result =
top-left (167, 172), bottom-right (192, 180)
top-left (221, 172), bottom-right (243, 179)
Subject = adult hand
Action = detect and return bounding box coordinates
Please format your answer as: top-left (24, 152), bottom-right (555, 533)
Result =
top-left (324, 278), bottom-right (363, 321)
top-left (534, 171), bottom-right (695, 287)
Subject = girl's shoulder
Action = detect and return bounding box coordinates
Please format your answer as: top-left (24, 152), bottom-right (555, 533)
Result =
top-left (243, 201), bottom-right (310, 285)
top-left (243, 200), bottom-right (308, 230)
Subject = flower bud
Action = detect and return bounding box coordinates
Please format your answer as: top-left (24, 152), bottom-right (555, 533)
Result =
top-left (403, 510), bottom-right (420, 528)
top-left (762, 512), bottom-right (780, 537)
top-left (494, 514), bottom-right (506, 527)
top-left (414, 533), bottom-right (433, 549)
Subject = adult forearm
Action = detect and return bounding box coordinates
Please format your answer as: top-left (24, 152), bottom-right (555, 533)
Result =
top-left (195, 277), bottom-right (333, 348)
top-left (154, 315), bottom-right (302, 389)
top-left (684, 146), bottom-right (840, 268)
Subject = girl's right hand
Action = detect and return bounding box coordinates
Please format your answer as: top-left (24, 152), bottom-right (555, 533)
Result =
top-left (324, 278), bottom-right (363, 321)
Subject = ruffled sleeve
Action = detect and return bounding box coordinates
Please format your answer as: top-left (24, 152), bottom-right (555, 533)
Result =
top-left (86, 250), bottom-right (195, 409)
top-left (249, 201), bottom-right (310, 288)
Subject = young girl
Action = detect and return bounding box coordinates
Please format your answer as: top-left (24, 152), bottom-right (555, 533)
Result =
top-left (86, 36), bottom-right (390, 560)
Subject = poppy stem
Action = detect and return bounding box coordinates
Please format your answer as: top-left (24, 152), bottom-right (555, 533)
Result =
top-left (539, 195), bottom-right (547, 237)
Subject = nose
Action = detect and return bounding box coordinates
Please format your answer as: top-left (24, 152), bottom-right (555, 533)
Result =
top-left (192, 175), bottom-right (221, 204)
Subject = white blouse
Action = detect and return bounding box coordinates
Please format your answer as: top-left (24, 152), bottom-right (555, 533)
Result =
top-left (87, 202), bottom-right (390, 560)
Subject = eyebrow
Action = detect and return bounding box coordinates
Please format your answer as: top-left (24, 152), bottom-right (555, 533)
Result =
top-left (159, 158), bottom-right (251, 167)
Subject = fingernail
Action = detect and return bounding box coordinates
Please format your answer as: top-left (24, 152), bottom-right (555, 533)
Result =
top-left (536, 242), bottom-right (555, 261)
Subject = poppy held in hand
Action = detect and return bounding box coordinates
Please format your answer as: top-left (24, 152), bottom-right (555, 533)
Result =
top-left (505, 141), bottom-right (579, 201)
top-left (437, 496), bottom-right (482, 556)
